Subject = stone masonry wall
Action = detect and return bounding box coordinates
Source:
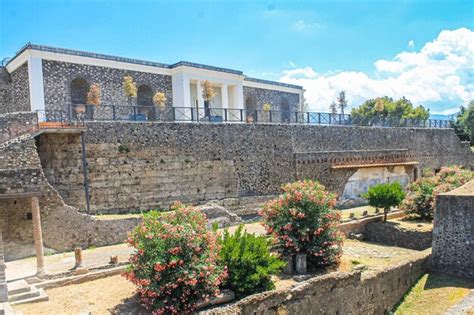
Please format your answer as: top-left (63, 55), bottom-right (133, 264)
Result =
top-left (0, 67), bottom-right (12, 114)
top-left (9, 63), bottom-right (30, 113)
top-left (243, 86), bottom-right (300, 112)
top-left (203, 250), bottom-right (430, 315)
top-left (0, 112), bottom-right (142, 253)
top-left (37, 122), bottom-right (472, 214)
top-left (42, 60), bottom-right (173, 114)
top-left (431, 180), bottom-right (474, 279)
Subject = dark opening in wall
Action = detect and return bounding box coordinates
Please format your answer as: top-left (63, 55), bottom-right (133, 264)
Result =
top-left (26, 212), bottom-right (32, 220)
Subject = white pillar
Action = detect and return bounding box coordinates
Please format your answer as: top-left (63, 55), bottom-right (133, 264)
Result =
top-left (221, 84), bottom-right (229, 109)
top-left (28, 57), bottom-right (45, 112)
top-left (31, 196), bottom-right (45, 277)
top-left (234, 83), bottom-right (244, 110)
top-left (182, 75), bottom-right (191, 109)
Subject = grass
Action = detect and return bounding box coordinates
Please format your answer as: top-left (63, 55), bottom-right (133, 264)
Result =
top-left (393, 273), bottom-right (474, 315)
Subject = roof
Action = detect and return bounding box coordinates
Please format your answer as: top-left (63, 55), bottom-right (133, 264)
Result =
top-left (7, 43), bottom-right (303, 90)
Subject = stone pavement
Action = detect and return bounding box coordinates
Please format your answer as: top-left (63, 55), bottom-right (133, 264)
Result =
top-left (444, 290), bottom-right (474, 315)
top-left (5, 222), bottom-right (267, 282)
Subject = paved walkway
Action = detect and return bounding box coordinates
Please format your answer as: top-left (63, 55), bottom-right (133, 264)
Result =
top-left (5, 222), bottom-right (266, 282)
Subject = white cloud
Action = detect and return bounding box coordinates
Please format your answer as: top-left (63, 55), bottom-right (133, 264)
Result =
top-left (408, 40), bottom-right (415, 49)
top-left (279, 28), bottom-right (474, 112)
top-left (431, 107), bottom-right (460, 115)
top-left (292, 20), bottom-right (322, 32)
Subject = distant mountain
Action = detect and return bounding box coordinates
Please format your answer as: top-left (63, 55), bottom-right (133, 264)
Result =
top-left (430, 113), bottom-right (457, 121)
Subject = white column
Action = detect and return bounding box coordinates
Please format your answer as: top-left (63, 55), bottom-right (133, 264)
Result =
top-left (182, 75), bottom-right (191, 109)
top-left (28, 57), bottom-right (45, 112)
top-left (221, 83), bottom-right (229, 109)
top-left (234, 83), bottom-right (244, 110)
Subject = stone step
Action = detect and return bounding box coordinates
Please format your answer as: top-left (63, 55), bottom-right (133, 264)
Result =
top-left (8, 287), bottom-right (40, 303)
top-left (0, 302), bottom-right (14, 315)
top-left (7, 280), bottom-right (31, 295)
top-left (10, 288), bottom-right (48, 306)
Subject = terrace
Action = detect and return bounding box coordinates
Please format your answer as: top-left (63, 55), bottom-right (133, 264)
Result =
top-left (37, 104), bottom-right (452, 128)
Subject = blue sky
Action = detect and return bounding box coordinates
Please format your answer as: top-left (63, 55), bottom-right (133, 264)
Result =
top-left (1, 0), bottom-right (473, 113)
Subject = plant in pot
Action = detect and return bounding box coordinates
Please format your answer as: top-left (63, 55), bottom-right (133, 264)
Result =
top-left (75, 83), bottom-right (100, 123)
top-left (153, 91), bottom-right (167, 120)
top-left (200, 80), bottom-right (216, 119)
top-left (123, 75), bottom-right (137, 119)
top-left (262, 103), bottom-right (272, 122)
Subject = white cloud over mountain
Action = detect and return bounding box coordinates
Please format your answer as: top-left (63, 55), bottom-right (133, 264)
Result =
top-left (279, 28), bottom-right (474, 113)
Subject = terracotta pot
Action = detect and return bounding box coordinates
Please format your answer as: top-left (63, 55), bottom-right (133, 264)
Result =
top-left (75, 104), bottom-right (86, 114)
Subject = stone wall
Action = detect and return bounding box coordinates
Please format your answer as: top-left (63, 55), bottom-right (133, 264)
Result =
top-left (0, 112), bottom-right (143, 253)
top-left (9, 63), bottom-right (30, 113)
top-left (431, 181), bottom-right (474, 279)
top-left (364, 221), bottom-right (433, 250)
top-left (36, 122), bottom-right (472, 214)
top-left (0, 67), bottom-right (12, 114)
top-left (243, 86), bottom-right (300, 112)
top-left (202, 250), bottom-right (430, 314)
top-left (42, 60), bottom-right (173, 113)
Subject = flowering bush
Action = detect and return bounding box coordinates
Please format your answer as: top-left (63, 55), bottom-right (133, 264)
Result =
top-left (123, 202), bottom-right (227, 314)
top-left (259, 180), bottom-right (344, 269)
top-left (402, 166), bottom-right (473, 219)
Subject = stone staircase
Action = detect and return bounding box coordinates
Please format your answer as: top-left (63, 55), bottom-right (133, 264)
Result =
top-left (7, 280), bottom-right (48, 306)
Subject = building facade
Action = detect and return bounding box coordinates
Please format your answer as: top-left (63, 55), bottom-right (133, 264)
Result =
top-left (0, 44), bottom-right (304, 121)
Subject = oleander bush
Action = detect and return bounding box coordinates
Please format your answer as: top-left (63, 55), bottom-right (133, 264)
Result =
top-left (363, 182), bottom-right (405, 222)
top-left (402, 166), bottom-right (473, 219)
top-left (123, 202), bottom-right (227, 314)
top-left (259, 180), bottom-right (344, 269)
top-left (219, 225), bottom-right (285, 298)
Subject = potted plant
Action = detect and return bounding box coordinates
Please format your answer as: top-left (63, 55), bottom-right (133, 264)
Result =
top-left (123, 75), bottom-right (138, 119)
top-left (200, 80), bottom-right (216, 119)
top-left (74, 83), bottom-right (100, 123)
top-left (262, 103), bottom-right (272, 122)
top-left (153, 91), bottom-right (167, 120)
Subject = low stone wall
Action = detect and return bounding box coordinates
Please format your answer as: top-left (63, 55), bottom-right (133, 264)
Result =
top-left (364, 221), bottom-right (432, 250)
top-left (202, 251), bottom-right (430, 314)
top-left (338, 210), bottom-right (405, 236)
top-left (0, 111), bottom-right (37, 144)
top-left (432, 181), bottom-right (474, 279)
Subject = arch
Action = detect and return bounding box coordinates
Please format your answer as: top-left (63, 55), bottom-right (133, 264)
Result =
top-left (280, 96), bottom-right (291, 123)
top-left (70, 78), bottom-right (89, 105)
top-left (137, 84), bottom-right (154, 120)
top-left (245, 96), bottom-right (257, 122)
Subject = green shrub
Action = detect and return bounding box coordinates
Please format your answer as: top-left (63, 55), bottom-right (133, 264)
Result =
top-left (219, 225), bottom-right (285, 298)
top-left (259, 180), bottom-right (344, 269)
top-left (123, 202), bottom-right (227, 314)
top-left (363, 182), bottom-right (405, 222)
top-left (402, 166), bottom-right (473, 219)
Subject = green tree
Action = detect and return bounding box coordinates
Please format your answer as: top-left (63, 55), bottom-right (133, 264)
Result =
top-left (351, 97), bottom-right (430, 122)
top-left (363, 182), bottom-right (406, 222)
top-left (454, 101), bottom-right (474, 144)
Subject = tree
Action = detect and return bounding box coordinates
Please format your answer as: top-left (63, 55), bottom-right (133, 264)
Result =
top-left (454, 101), bottom-right (474, 144)
top-left (337, 91), bottom-right (348, 116)
top-left (351, 96), bottom-right (429, 122)
top-left (363, 182), bottom-right (406, 222)
top-left (123, 75), bottom-right (137, 106)
top-left (152, 91), bottom-right (167, 111)
top-left (330, 101), bottom-right (337, 118)
top-left (86, 84), bottom-right (101, 106)
top-left (200, 80), bottom-right (216, 117)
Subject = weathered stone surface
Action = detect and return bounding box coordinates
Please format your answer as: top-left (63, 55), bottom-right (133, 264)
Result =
top-left (243, 86), bottom-right (300, 113)
top-left (42, 60), bottom-right (173, 114)
top-left (197, 202), bottom-right (242, 228)
top-left (36, 121), bottom-right (472, 214)
top-left (0, 64), bottom-right (30, 114)
top-left (432, 180), bottom-right (474, 279)
top-left (201, 251), bottom-right (430, 314)
top-left (364, 221), bottom-right (433, 250)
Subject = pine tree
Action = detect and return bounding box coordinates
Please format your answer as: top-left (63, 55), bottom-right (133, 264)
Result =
top-left (337, 91), bottom-right (348, 116)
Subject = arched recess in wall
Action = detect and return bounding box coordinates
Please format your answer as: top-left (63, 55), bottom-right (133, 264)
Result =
top-left (70, 78), bottom-right (89, 105)
top-left (280, 96), bottom-right (291, 123)
top-left (70, 78), bottom-right (91, 119)
top-left (245, 96), bottom-right (257, 121)
top-left (137, 84), bottom-right (153, 119)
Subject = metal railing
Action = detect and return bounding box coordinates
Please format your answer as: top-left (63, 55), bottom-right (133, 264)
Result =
top-left (34, 105), bottom-right (452, 129)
